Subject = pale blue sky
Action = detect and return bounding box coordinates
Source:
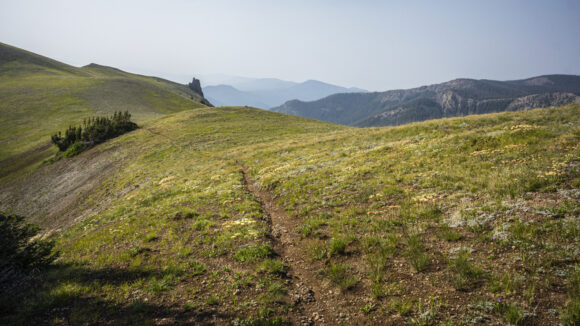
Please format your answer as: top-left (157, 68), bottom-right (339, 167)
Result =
top-left (1, 0), bottom-right (579, 91)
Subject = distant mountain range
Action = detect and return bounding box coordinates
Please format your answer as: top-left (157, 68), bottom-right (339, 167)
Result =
top-left (272, 75), bottom-right (580, 127)
top-left (203, 77), bottom-right (366, 109)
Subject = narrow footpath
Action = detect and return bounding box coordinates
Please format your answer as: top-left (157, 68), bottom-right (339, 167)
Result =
top-left (238, 163), bottom-right (342, 325)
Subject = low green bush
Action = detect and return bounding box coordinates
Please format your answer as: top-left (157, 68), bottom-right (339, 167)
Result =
top-left (0, 212), bottom-right (58, 309)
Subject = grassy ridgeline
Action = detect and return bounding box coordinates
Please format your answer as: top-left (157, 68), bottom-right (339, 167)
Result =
top-left (0, 42), bottom-right (209, 181)
top-left (0, 104), bottom-right (578, 325)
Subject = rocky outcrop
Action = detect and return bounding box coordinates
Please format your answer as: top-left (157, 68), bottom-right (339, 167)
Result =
top-left (506, 92), bottom-right (580, 111)
top-left (188, 77), bottom-right (204, 97)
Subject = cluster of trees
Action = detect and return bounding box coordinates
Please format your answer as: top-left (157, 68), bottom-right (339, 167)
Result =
top-left (51, 111), bottom-right (138, 156)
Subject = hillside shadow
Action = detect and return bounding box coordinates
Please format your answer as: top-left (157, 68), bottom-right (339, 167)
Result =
top-left (0, 263), bottom-right (235, 326)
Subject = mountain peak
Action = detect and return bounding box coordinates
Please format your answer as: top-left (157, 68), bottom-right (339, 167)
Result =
top-left (203, 77), bottom-right (367, 108)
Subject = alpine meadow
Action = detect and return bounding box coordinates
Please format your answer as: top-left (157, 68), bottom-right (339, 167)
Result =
top-left (1, 2), bottom-right (580, 325)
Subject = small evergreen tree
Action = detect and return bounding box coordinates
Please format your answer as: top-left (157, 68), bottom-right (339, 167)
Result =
top-left (0, 212), bottom-right (58, 302)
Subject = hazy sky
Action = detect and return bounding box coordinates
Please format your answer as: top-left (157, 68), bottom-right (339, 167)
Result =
top-left (1, 0), bottom-right (579, 91)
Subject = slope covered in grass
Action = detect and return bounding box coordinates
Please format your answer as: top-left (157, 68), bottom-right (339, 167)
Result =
top-left (1, 105), bottom-right (579, 325)
top-left (0, 42), bottom-right (209, 180)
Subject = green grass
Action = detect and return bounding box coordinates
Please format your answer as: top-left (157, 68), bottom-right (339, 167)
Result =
top-left (234, 245), bottom-right (274, 263)
top-left (257, 259), bottom-right (286, 275)
top-left (1, 103), bottom-right (579, 324)
top-left (0, 42), bottom-right (208, 182)
top-left (437, 225), bottom-right (463, 241)
top-left (326, 263), bottom-right (359, 291)
top-left (449, 249), bottom-right (485, 290)
top-left (406, 234), bottom-right (430, 273)
top-left (561, 268), bottom-right (580, 326)
top-left (494, 299), bottom-right (529, 326)
top-left (328, 236), bottom-right (350, 256)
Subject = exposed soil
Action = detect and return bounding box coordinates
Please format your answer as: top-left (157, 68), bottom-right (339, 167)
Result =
top-left (0, 145), bottom-right (123, 233)
top-left (237, 162), bottom-right (577, 325)
top-left (239, 163), bottom-right (345, 325)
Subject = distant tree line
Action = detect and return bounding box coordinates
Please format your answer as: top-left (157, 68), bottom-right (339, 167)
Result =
top-left (51, 111), bottom-right (138, 157)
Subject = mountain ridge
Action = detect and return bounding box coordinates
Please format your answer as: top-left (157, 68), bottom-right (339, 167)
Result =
top-left (0, 42), bottom-right (84, 76)
top-left (204, 84), bottom-right (270, 108)
top-left (272, 74), bottom-right (580, 126)
top-left (0, 42), bottom-right (210, 180)
top-left (203, 78), bottom-right (367, 109)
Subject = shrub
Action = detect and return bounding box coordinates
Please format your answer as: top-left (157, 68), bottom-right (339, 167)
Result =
top-left (0, 212), bottom-right (57, 270)
top-left (63, 141), bottom-right (86, 157)
top-left (0, 212), bottom-right (57, 303)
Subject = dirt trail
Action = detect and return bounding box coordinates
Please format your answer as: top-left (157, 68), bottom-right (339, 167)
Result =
top-left (238, 163), bottom-right (344, 325)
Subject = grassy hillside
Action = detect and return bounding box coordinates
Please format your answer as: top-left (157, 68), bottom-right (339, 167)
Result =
top-left (0, 42), bottom-right (209, 180)
top-left (1, 104), bottom-right (578, 325)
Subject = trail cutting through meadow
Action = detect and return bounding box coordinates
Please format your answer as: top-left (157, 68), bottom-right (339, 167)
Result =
top-left (238, 163), bottom-right (347, 325)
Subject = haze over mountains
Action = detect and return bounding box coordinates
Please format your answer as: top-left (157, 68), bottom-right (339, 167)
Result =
top-left (273, 75), bottom-right (580, 127)
top-left (203, 77), bottom-right (367, 108)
